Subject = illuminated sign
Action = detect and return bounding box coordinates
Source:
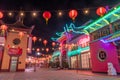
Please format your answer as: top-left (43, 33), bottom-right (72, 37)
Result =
top-left (8, 48), bottom-right (22, 56)
top-left (77, 35), bottom-right (90, 47)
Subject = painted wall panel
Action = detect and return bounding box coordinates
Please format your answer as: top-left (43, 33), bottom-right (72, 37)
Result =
top-left (90, 40), bottom-right (120, 72)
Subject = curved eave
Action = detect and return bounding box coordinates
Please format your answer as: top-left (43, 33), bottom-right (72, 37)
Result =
top-left (84, 5), bottom-right (120, 33)
top-left (6, 21), bottom-right (34, 34)
top-left (57, 35), bottom-right (67, 42)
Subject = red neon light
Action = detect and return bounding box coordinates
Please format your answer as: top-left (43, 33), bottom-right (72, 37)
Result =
top-left (77, 35), bottom-right (90, 46)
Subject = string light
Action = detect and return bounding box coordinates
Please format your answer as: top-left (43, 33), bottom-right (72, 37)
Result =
top-left (58, 11), bottom-right (63, 16)
top-left (32, 12), bottom-right (37, 17)
top-left (38, 38), bottom-right (42, 42)
top-left (8, 12), bottom-right (13, 16)
top-left (0, 5), bottom-right (115, 21)
top-left (20, 12), bottom-right (24, 17)
top-left (0, 5), bottom-right (115, 19)
top-left (36, 48), bottom-right (40, 51)
top-left (52, 48), bottom-right (54, 50)
top-left (83, 9), bottom-right (89, 15)
top-left (42, 48), bottom-right (44, 51)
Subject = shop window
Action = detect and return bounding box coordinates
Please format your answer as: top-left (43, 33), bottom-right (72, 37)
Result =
top-left (71, 56), bottom-right (77, 68)
top-left (81, 52), bottom-right (91, 69)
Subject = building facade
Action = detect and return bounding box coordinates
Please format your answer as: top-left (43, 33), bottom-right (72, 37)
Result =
top-left (68, 34), bottom-right (91, 70)
top-left (0, 20), bottom-right (33, 72)
top-left (84, 5), bottom-right (120, 73)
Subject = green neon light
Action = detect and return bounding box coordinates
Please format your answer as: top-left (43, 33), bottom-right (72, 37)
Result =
top-left (81, 46), bottom-right (90, 52)
top-left (69, 23), bottom-right (85, 29)
top-left (66, 23), bottom-right (85, 34)
top-left (67, 46), bottom-right (90, 57)
top-left (52, 51), bottom-right (60, 58)
top-left (51, 37), bottom-right (58, 41)
top-left (83, 29), bottom-right (89, 34)
top-left (110, 31), bottom-right (120, 39)
top-left (89, 27), bottom-right (95, 30)
top-left (67, 48), bottom-right (81, 57)
top-left (113, 14), bottom-right (120, 17)
top-left (103, 19), bottom-right (110, 25)
top-left (96, 24), bottom-right (102, 26)
top-left (56, 32), bottom-right (64, 36)
top-left (84, 5), bottom-right (120, 33)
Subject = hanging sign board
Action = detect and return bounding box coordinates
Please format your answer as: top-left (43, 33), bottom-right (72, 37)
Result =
top-left (8, 48), bottom-right (22, 56)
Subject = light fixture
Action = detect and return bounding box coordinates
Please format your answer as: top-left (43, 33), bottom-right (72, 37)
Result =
top-left (32, 12), bottom-right (37, 17)
top-left (8, 12), bottom-right (13, 16)
top-left (83, 8), bottom-right (89, 15)
top-left (20, 12), bottom-right (24, 17)
top-left (58, 11), bottom-right (63, 16)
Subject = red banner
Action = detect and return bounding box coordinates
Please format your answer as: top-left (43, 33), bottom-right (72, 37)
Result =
top-left (8, 48), bottom-right (22, 56)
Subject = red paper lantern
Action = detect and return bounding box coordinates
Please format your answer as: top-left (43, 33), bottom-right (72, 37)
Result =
top-left (43, 11), bottom-right (51, 24)
top-left (96, 7), bottom-right (106, 16)
top-left (69, 10), bottom-right (78, 21)
top-left (18, 32), bottom-right (24, 39)
top-left (1, 25), bottom-right (7, 34)
top-left (46, 48), bottom-right (49, 52)
top-left (32, 36), bottom-right (37, 43)
top-left (0, 12), bottom-right (3, 19)
top-left (52, 42), bottom-right (56, 47)
top-left (36, 48), bottom-right (40, 52)
top-left (1, 25), bottom-right (7, 30)
top-left (43, 40), bottom-right (48, 46)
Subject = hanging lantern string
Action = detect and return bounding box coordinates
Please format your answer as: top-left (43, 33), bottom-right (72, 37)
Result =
top-left (0, 4), bottom-right (116, 13)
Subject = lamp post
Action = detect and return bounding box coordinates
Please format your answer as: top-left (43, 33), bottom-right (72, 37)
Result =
top-left (34, 52), bottom-right (41, 72)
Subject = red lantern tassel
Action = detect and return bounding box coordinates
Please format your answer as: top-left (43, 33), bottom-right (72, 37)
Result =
top-left (1, 30), bottom-right (5, 35)
top-left (72, 17), bottom-right (75, 23)
top-left (46, 18), bottom-right (48, 24)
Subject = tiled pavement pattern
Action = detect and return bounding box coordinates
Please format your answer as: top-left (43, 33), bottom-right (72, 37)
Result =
top-left (0, 68), bottom-right (120, 80)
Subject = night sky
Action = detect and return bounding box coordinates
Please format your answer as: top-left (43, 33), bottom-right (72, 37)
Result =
top-left (0, 0), bottom-right (119, 54)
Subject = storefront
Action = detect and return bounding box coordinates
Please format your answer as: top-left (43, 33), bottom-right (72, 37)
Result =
top-left (68, 34), bottom-right (91, 70)
top-left (83, 5), bottom-right (120, 73)
top-left (0, 20), bottom-right (33, 72)
top-left (51, 50), bottom-right (60, 62)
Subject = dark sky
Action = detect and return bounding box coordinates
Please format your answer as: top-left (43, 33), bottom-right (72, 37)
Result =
top-left (0, 0), bottom-right (119, 54)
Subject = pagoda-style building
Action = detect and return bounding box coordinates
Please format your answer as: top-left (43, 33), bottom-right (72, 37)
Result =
top-left (0, 19), bottom-right (34, 72)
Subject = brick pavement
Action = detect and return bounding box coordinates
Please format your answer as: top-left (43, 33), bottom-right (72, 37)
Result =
top-left (0, 68), bottom-right (120, 80)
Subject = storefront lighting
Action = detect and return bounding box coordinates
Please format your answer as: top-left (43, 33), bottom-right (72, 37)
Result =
top-left (12, 46), bottom-right (15, 48)
top-left (11, 29), bottom-right (15, 31)
top-left (52, 51), bottom-right (60, 58)
top-left (68, 46), bottom-right (90, 57)
top-left (37, 52), bottom-right (41, 56)
top-left (1, 43), bottom-right (4, 46)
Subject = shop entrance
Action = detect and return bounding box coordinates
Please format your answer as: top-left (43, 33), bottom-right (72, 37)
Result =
top-left (10, 57), bottom-right (18, 72)
top-left (81, 52), bottom-right (91, 69)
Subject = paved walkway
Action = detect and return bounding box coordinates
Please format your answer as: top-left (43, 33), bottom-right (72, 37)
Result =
top-left (0, 68), bottom-right (120, 80)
